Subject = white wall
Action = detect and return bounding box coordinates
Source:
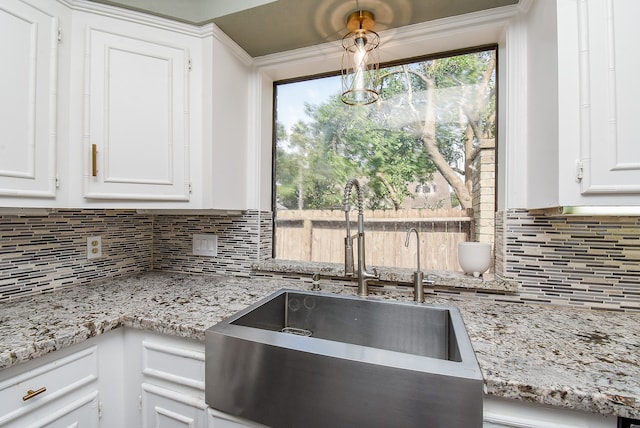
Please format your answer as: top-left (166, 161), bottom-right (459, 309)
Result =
top-left (525, 0), bottom-right (561, 208)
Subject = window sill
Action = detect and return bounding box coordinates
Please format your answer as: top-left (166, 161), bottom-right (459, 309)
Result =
top-left (252, 259), bottom-right (518, 294)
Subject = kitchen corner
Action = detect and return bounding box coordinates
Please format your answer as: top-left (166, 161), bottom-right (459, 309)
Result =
top-left (3, 0), bottom-right (640, 426)
top-left (1, 271), bottom-right (638, 421)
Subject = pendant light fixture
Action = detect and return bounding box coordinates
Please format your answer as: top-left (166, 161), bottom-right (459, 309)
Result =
top-left (340, 10), bottom-right (380, 106)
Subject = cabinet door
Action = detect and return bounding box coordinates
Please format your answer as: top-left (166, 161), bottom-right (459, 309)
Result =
top-left (0, 345), bottom-right (100, 428)
top-left (0, 0), bottom-right (58, 199)
top-left (141, 383), bottom-right (207, 428)
top-left (126, 330), bottom-right (208, 428)
top-left (578, 0), bottom-right (640, 195)
top-left (483, 396), bottom-right (616, 428)
top-left (85, 28), bottom-right (190, 201)
top-left (207, 408), bottom-right (266, 428)
top-left (0, 346), bottom-right (98, 425)
top-left (23, 391), bottom-right (100, 428)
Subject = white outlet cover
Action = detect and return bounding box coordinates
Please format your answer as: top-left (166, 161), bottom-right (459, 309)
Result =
top-left (87, 236), bottom-right (102, 259)
top-left (193, 234), bottom-right (217, 256)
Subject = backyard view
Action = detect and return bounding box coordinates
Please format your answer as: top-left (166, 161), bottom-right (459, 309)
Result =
top-left (274, 47), bottom-right (497, 271)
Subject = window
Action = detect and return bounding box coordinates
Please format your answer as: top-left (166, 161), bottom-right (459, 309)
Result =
top-left (273, 47), bottom-right (497, 272)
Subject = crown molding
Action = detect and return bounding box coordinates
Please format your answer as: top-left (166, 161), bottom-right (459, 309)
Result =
top-left (208, 22), bottom-right (254, 66)
top-left (56, 0), bottom-right (253, 65)
top-left (56, 0), bottom-right (527, 74)
top-left (58, 0), bottom-right (206, 36)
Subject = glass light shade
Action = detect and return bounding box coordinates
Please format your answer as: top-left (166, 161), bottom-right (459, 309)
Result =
top-left (341, 29), bottom-right (380, 106)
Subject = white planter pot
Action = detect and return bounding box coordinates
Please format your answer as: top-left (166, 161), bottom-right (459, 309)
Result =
top-left (458, 242), bottom-right (492, 277)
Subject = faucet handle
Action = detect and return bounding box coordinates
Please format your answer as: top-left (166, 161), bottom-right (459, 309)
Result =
top-left (363, 267), bottom-right (379, 279)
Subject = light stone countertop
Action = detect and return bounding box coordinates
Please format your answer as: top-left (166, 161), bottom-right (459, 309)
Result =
top-left (0, 272), bottom-right (638, 419)
top-left (254, 259), bottom-right (519, 293)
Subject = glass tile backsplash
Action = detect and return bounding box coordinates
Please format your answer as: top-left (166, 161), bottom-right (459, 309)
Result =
top-left (0, 210), bottom-right (153, 299)
top-left (1, 209), bottom-right (638, 312)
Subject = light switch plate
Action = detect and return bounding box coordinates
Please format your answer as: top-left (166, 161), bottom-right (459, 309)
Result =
top-left (193, 234), bottom-right (217, 257)
top-left (87, 236), bottom-right (102, 259)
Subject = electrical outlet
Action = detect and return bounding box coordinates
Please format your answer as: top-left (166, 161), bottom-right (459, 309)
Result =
top-left (87, 236), bottom-right (102, 259)
top-left (193, 234), bottom-right (217, 257)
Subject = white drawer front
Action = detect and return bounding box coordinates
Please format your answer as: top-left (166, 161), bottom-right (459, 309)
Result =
top-left (0, 346), bottom-right (98, 424)
top-left (142, 340), bottom-right (205, 391)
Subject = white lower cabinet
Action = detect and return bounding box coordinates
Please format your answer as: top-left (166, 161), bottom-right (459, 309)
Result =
top-left (125, 331), bottom-right (264, 428)
top-left (0, 328), bottom-right (126, 428)
top-left (0, 329), bottom-right (123, 428)
top-left (0, 344), bottom-right (101, 427)
top-left (24, 392), bottom-right (100, 428)
top-left (207, 408), bottom-right (266, 428)
top-left (0, 329), bottom-right (624, 428)
top-left (125, 329), bottom-right (208, 428)
top-left (141, 383), bottom-right (206, 428)
top-left (483, 396), bottom-right (617, 428)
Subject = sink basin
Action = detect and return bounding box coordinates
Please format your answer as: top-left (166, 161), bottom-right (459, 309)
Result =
top-left (205, 289), bottom-right (483, 427)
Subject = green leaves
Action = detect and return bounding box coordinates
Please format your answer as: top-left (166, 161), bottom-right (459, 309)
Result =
top-left (275, 49), bottom-right (496, 211)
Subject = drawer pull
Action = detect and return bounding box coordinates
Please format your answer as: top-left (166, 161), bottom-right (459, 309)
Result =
top-left (91, 144), bottom-right (98, 177)
top-left (22, 387), bottom-right (47, 401)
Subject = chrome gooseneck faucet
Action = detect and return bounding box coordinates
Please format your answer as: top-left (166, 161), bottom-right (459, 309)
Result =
top-left (405, 227), bottom-right (425, 303)
top-left (343, 179), bottom-right (379, 296)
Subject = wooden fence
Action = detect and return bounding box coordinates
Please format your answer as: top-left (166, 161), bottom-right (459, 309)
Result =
top-left (275, 209), bottom-right (473, 271)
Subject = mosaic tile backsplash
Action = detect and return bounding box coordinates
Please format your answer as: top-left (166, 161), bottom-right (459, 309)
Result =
top-left (0, 210), bottom-right (153, 299)
top-left (153, 211), bottom-right (272, 276)
top-left (500, 210), bottom-right (640, 311)
top-left (1, 208), bottom-right (638, 312)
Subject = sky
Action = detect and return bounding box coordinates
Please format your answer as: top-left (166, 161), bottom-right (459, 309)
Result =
top-left (275, 75), bottom-right (341, 133)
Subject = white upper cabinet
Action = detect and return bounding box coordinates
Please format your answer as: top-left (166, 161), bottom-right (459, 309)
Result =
top-left (0, 0), bottom-right (251, 210)
top-left (202, 35), bottom-right (251, 211)
top-left (576, 0), bottom-right (640, 196)
top-left (526, 0), bottom-right (640, 208)
top-left (0, 0), bottom-right (59, 201)
top-left (80, 16), bottom-right (192, 203)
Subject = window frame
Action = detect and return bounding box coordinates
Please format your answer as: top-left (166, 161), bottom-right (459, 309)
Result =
top-left (271, 45), bottom-right (499, 264)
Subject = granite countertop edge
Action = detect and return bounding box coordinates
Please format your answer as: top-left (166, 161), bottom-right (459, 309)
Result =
top-left (0, 271), bottom-right (638, 420)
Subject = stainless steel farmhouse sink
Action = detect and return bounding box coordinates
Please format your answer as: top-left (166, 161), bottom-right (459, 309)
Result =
top-left (205, 289), bottom-right (483, 428)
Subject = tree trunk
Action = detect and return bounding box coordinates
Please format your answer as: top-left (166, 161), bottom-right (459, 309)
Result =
top-left (376, 172), bottom-right (402, 210)
top-left (297, 167), bottom-right (304, 210)
top-left (417, 71), bottom-right (472, 210)
top-left (421, 135), bottom-right (472, 209)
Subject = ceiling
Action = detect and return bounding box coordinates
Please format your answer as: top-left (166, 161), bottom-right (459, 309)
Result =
top-left (89, 0), bottom-right (519, 57)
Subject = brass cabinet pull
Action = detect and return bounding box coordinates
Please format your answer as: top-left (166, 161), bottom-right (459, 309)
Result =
top-left (23, 387), bottom-right (47, 401)
top-left (91, 144), bottom-right (97, 177)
